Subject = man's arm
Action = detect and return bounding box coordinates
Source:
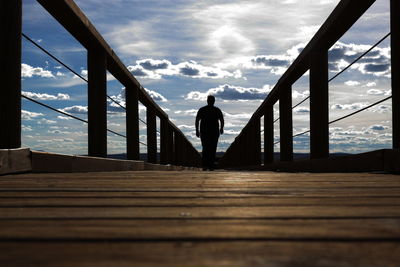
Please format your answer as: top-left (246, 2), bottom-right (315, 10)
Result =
top-left (219, 110), bottom-right (224, 135)
top-left (195, 111), bottom-right (200, 138)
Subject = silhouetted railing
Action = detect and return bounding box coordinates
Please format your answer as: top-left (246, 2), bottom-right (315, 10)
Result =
top-left (219, 0), bottom-right (399, 168)
top-left (0, 0), bottom-right (201, 168)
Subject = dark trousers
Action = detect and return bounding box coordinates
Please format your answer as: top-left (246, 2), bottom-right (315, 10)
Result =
top-left (201, 135), bottom-right (218, 169)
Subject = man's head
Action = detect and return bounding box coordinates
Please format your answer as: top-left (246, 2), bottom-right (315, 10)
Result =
top-left (207, 95), bottom-right (215, 106)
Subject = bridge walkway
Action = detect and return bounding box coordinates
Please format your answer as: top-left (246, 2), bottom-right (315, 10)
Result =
top-left (0, 170), bottom-right (399, 266)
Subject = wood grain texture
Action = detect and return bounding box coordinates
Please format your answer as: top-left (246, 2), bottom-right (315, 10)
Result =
top-left (0, 170), bottom-right (399, 266)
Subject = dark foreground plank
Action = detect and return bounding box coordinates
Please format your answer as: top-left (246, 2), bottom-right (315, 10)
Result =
top-left (1, 241), bottom-right (399, 267)
top-left (0, 218), bottom-right (399, 240)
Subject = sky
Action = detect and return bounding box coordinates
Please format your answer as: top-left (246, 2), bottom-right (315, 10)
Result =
top-left (20, 0), bottom-right (392, 156)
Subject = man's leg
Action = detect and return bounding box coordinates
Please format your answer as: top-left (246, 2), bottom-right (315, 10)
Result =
top-left (201, 137), bottom-right (209, 170)
top-left (209, 136), bottom-right (219, 170)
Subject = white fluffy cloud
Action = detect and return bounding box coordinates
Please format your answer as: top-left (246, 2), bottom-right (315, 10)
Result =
top-left (186, 84), bottom-right (271, 101)
top-left (61, 105), bottom-right (88, 114)
top-left (144, 88), bottom-right (167, 102)
top-left (330, 102), bottom-right (369, 110)
top-left (344, 80), bottom-right (360, 86)
top-left (22, 91), bottom-right (70, 100)
top-left (21, 110), bottom-right (44, 120)
top-left (21, 63), bottom-right (54, 78)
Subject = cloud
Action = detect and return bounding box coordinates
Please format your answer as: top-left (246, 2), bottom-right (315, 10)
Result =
top-left (292, 90), bottom-right (309, 99)
top-left (38, 118), bottom-right (57, 124)
top-left (21, 110), bottom-right (44, 120)
top-left (294, 107), bottom-right (310, 114)
top-left (216, 43), bottom-right (306, 76)
top-left (178, 125), bottom-right (196, 130)
top-left (138, 59), bottom-right (170, 70)
top-left (21, 63), bottom-right (54, 78)
top-left (369, 125), bottom-right (388, 131)
top-left (186, 84), bottom-right (271, 101)
top-left (144, 88), bottom-right (168, 102)
top-left (372, 105), bottom-right (391, 113)
top-left (344, 80), bottom-right (360, 86)
top-left (330, 102), bottom-right (369, 110)
top-left (367, 89), bottom-right (384, 95)
top-left (128, 59), bottom-right (242, 79)
top-left (223, 111), bottom-right (252, 119)
top-left (328, 42), bottom-right (390, 77)
top-left (22, 91), bottom-right (70, 100)
top-left (61, 105), bottom-right (88, 114)
top-left (22, 125), bottom-right (33, 132)
top-left (57, 116), bottom-right (73, 120)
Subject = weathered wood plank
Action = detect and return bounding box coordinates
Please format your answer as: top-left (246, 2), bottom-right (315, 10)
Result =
top-left (2, 171), bottom-right (399, 181)
top-left (1, 206), bottom-right (400, 219)
top-left (0, 219), bottom-right (399, 240)
top-left (1, 241), bottom-right (399, 267)
top-left (1, 188), bottom-right (400, 198)
top-left (1, 197), bottom-right (399, 207)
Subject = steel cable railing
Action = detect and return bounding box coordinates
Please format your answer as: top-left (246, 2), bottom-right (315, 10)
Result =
top-left (21, 33), bottom-right (148, 146)
top-left (24, 33), bottom-right (160, 134)
top-left (268, 32), bottom-right (392, 145)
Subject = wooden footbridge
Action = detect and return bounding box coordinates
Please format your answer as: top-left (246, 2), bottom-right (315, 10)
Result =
top-left (1, 0), bottom-right (400, 266)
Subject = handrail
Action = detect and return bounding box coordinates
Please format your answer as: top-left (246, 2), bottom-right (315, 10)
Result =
top-left (219, 0), bottom-right (399, 168)
top-left (264, 32), bottom-right (391, 133)
top-left (1, 0), bottom-right (201, 167)
top-left (23, 32), bottom-right (159, 132)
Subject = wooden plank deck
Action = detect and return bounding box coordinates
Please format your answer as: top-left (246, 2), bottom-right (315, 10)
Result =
top-left (0, 170), bottom-right (399, 266)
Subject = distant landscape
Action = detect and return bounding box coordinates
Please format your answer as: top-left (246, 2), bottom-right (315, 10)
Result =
top-left (106, 152), bottom-right (352, 162)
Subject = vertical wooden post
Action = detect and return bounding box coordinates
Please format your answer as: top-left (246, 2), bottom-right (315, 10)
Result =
top-left (168, 125), bottom-right (175, 164)
top-left (253, 119), bottom-right (261, 165)
top-left (279, 85), bottom-right (293, 161)
top-left (160, 117), bottom-right (169, 164)
top-left (88, 47), bottom-right (107, 157)
top-left (310, 49), bottom-right (329, 158)
top-left (0, 0), bottom-right (22, 149)
top-left (174, 132), bottom-right (183, 166)
top-left (239, 134), bottom-right (247, 166)
top-left (126, 86), bottom-right (139, 160)
top-left (264, 105), bottom-right (274, 164)
top-left (146, 107), bottom-right (157, 163)
top-left (392, 0), bottom-right (400, 149)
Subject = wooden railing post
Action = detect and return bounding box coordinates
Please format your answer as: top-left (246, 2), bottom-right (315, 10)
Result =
top-left (126, 86), bottom-right (139, 160)
top-left (252, 119), bottom-right (261, 166)
top-left (310, 49), bottom-right (329, 158)
top-left (0, 0), bottom-right (22, 149)
top-left (239, 134), bottom-right (247, 166)
top-left (392, 0), bottom-right (400, 149)
top-left (160, 117), bottom-right (169, 164)
top-left (88, 47), bottom-right (107, 157)
top-left (146, 107), bottom-right (157, 163)
top-left (264, 105), bottom-right (274, 164)
top-left (174, 132), bottom-right (181, 166)
top-left (279, 85), bottom-right (293, 161)
top-left (168, 124), bottom-right (175, 164)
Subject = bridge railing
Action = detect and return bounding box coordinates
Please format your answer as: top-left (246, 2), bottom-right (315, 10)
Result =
top-left (219, 0), bottom-right (399, 168)
top-left (0, 0), bottom-right (201, 168)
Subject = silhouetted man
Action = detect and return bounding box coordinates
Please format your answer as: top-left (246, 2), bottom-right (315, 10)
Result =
top-left (195, 95), bottom-right (224, 170)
